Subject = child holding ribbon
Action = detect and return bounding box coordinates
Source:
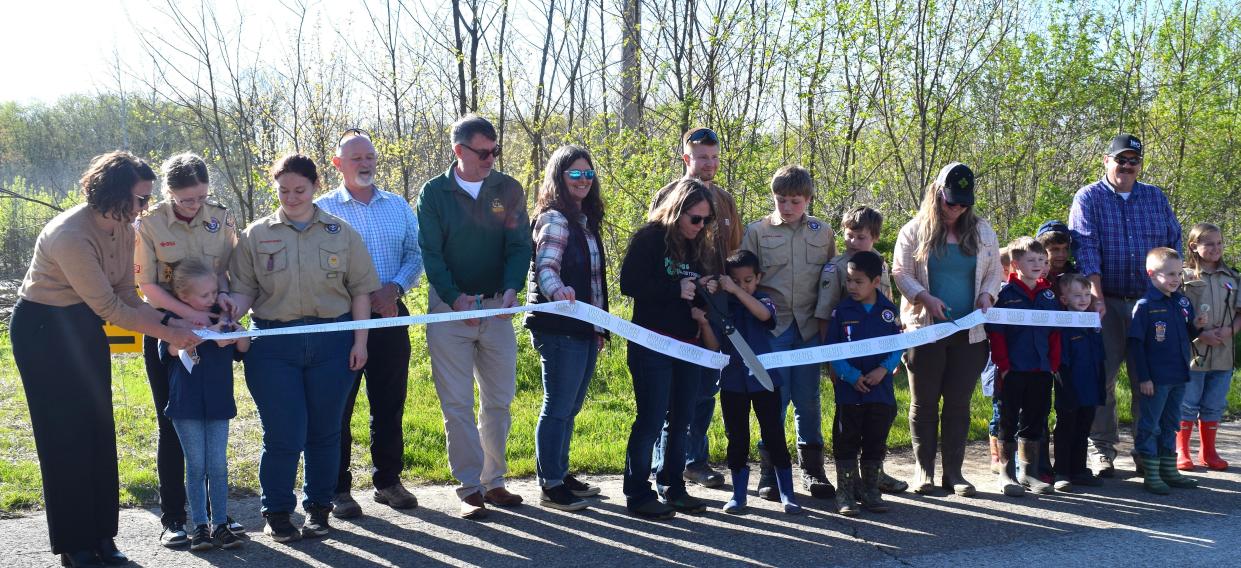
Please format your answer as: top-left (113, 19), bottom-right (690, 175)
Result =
top-left (1178, 223), bottom-right (1240, 471)
top-left (159, 259), bottom-right (248, 551)
top-left (1051, 273), bottom-right (1106, 491)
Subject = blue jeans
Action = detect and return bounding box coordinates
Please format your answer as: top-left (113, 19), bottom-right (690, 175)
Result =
top-left (653, 367), bottom-right (719, 474)
top-left (765, 325), bottom-right (823, 446)
top-left (172, 418), bottom-right (230, 526)
top-left (1182, 370), bottom-right (1232, 422)
top-left (244, 322), bottom-right (355, 513)
top-left (1134, 383), bottom-right (1185, 457)
top-left (988, 398), bottom-right (1001, 437)
top-left (624, 343), bottom-right (701, 507)
top-left (532, 332), bottom-right (599, 488)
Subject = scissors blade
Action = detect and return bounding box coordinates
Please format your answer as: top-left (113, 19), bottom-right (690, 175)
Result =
top-left (724, 328), bottom-right (775, 391)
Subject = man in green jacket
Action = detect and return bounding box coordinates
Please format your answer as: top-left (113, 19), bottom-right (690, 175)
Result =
top-left (416, 114), bottom-right (532, 519)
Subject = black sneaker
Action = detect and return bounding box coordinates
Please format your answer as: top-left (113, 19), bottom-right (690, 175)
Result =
top-left (263, 512), bottom-right (301, 543)
top-left (628, 499), bottom-right (676, 520)
top-left (160, 521), bottom-right (189, 548)
top-left (563, 474), bottom-right (601, 498)
top-left (540, 484), bottom-right (589, 511)
top-left (190, 524), bottom-right (213, 552)
top-left (213, 524), bottom-right (242, 550)
top-left (661, 492), bottom-right (707, 514)
top-left (226, 516), bottom-right (245, 533)
top-left (301, 503), bottom-right (332, 538)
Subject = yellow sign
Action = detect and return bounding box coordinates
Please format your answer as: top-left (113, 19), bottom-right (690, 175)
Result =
top-left (106, 323), bottom-right (142, 354)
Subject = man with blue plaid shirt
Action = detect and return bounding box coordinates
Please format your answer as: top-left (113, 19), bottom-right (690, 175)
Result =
top-left (1069, 133), bottom-right (1182, 478)
top-left (316, 130), bottom-right (423, 517)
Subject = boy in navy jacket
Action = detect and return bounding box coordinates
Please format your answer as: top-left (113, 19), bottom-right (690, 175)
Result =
top-left (987, 237), bottom-right (1060, 497)
top-left (1052, 273), bottom-right (1106, 491)
top-left (1129, 247), bottom-right (1207, 494)
top-left (825, 251), bottom-right (901, 516)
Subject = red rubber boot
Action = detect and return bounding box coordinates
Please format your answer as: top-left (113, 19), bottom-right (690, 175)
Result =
top-left (1198, 420), bottom-right (1229, 471)
top-left (1176, 420), bottom-right (1195, 471)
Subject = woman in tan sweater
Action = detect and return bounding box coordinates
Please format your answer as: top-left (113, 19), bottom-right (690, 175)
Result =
top-left (892, 163), bottom-right (1003, 497)
top-left (10, 151), bottom-right (202, 568)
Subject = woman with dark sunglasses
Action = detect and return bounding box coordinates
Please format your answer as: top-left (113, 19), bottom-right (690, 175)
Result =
top-left (10, 151), bottom-right (203, 567)
top-left (892, 162), bottom-right (1003, 497)
top-left (619, 177), bottom-right (721, 519)
top-left (523, 145), bottom-right (609, 511)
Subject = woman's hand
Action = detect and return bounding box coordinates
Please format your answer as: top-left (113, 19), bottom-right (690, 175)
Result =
top-left (349, 342), bottom-right (368, 371)
top-left (168, 327), bottom-right (203, 352)
top-left (553, 286), bottom-right (577, 303)
top-left (216, 292), bottom-right (238, 320)
top-left (698, 276), bottom-right (719, 294)
top-left (180, 309), bottom-right (215, 328)
top-left (915, 291), bottom-right (948, 320)
top-left (680, 277), bottom-right (697, 300)
top-left (975, 293), bottom-right (993, 313)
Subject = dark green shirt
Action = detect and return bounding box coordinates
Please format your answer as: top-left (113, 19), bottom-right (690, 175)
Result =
top-left (415, 165), bottom-right (532, 305)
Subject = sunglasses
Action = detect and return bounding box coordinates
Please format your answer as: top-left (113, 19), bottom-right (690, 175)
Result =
top-left (1112, 156), bottom-right (1142, 167)
top-left (460, 143), bottom-right (502, 160)
top-left (566, 169), bottom-right (596, 180)
top-left (939, 191), bottom-right (969, 210)
top-left (685, 214), bottom-right (714, 226)
top-left (338, 128), bottom-right (371, 146)
top-left (686, 128), bottom-right (719, 144)
top-left (135, 194), bottom-right (152, 208)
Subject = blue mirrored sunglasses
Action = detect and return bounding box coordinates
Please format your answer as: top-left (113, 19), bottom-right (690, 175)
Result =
top-left (566, 169), bottom-right (596, 180)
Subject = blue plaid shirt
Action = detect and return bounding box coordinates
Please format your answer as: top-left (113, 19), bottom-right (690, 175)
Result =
top-left (316, 185), bottom-right (423, 293)
top-left (1068, 178), bottom-right (1181, 298)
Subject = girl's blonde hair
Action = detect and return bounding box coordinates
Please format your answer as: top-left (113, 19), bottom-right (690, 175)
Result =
top-left (647, 177), bottom-right (718, 272)
top-left (913, 178), bottom-right (981, 262)
top-left (171, 258), bottom-right (217, 302)
top-left (1185, 222), bottom-right (1223, 272)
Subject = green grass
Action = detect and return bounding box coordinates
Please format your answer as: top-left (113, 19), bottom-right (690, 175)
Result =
top-left (2, 299), bottom-right (1239, 512)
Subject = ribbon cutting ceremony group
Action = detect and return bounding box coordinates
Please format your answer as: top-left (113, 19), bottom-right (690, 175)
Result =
top-left (11, 116), bottom-right (1235, 568)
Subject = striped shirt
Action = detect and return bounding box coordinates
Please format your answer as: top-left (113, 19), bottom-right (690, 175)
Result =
top-left (1068, 178), bottom-right (1181, 298)
top-left (531, 210), bottom-right (604, 332)
top-left (316, 185), bottom-right (423, 292)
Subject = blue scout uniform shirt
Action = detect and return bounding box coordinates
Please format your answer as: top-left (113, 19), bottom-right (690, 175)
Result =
top-left (826, 292), bottom-right (902, 406)
top-left (714, 291), bottom-right (783, 393)
top-left (158, 314), bottom-right (239, 421)
top-left (1128, 284), bottom-right (1199, 385)
top-left (986, 274), bottom-right (1061, 373)
top-left (1058, 325), bottom-right (1106, 408)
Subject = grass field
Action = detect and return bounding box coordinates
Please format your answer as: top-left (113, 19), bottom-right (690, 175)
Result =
top-left (2, 296), bottom-right (1238, 512)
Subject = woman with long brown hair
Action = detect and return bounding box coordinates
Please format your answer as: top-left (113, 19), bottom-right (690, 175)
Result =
top-left (11, 151), bottom-right (202, 567)
top-left (524, 145), bottom-right (609, 512)
top-left (892, 162), bottom-right (1003, 497)
top-left (620, 177), bottom-right (720, 520)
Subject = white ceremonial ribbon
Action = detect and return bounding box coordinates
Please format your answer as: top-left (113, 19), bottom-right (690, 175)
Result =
top-left (757, 308), bottom-right (1101, 370)
top-left (194, 300), bottom-right (731, 370)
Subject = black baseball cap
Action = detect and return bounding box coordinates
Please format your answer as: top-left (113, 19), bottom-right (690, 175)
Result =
top-left (935, 162), bottom-right (975, 207)
top-left (1107, 133), bottom-right (1143, 157)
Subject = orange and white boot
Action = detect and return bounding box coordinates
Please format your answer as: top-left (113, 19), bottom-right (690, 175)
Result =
top-left (1198, 420), bottom-right (1229, 471)
top-left (1176, 420), bottom-right (1195, 471)
top-left (989, 436), bottom-right (1001, 474)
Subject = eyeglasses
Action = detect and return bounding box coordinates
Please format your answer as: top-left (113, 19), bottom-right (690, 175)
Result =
top-left (459, 143), bottom-right (502, 160)
top-left (939, 191), bottom-right (969, 210)
top-left (173, 194), bottom-right (212, 208)
top-left (686, 128), bottom-right (719, 144)
top-left (338, 128), bottom-right (371, 146)
top-left (1112, 156), bottom-right (1142, 167)
top-left (135, 194), bottom-right (152, 208)
top-left (566, 169), bottom-right (596, 180)
top-left (685, 214), bottom-right (714, 226)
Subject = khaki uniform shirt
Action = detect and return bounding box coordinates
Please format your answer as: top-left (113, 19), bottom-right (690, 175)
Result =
top-left (135, 200), bottom-right (236, 289)
top-left (230, 206), bottom-right (380, 322)
top-left (1183, 265), bottom-right (1241, 371)
top-left (742, 213), bottom-right (835, 341)
top-left (814, 251), bottom-right (894, 321)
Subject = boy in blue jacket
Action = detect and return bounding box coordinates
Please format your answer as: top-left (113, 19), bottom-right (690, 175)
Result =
top-left (987, 237), bottom-right (1060, 497)
top-left (1052, 274), bottom-right (1106, 491)
top-left (825, 251), bottom-right (901, 516)
top-left (1129, 248), bottom-right (1207, 494)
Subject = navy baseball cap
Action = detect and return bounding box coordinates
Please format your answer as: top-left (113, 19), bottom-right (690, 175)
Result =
top-left (1036, 220), bottom-right (1070, 238)
top-left (1107, 133), bottom-right (1143, 157)
top-left (935, 162), bottom-right (975, 207)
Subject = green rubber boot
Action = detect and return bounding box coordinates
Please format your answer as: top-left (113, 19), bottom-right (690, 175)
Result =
top-left (1158, 452), bottom-right (1199, 489)
top-left (1141, 455), bottom-right (1170, 495)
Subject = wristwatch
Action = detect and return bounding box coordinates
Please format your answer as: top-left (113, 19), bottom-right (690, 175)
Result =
top-left (160, 312), bottom-right (174, 326)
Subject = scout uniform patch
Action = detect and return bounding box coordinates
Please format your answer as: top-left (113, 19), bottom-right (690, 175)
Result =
top-left (491, 198), bottom-right (505, 214)
top-left (1155, 321), bottom-right (1167, 343)
top-left (205, 217), bottom-right (221, 233)
top-left (325, 223), bottom-right (341, 234)
top-left (882, 308), bottom-right (896, 323)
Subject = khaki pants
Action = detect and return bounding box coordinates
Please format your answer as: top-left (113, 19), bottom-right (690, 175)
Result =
top-left (427, 288), bottom-right (518, 499)
top-left (1088, 296), bottom-right (1138, 461)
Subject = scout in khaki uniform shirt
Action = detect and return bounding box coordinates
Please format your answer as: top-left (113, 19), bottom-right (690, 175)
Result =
top-left (740, 165), bottom-right (836, 501)
top-left (230, 206), bottom-right (378, 322)
top-left (135, 200), bottom-right (236, 299)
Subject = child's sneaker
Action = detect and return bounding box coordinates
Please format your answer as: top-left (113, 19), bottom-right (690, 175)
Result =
top-left (160, 521), bottom-right (189, 548)
top-left (213, 524), bottom-right (242, 550)
top-left (1053, 474), bottom-right (1073, 492)
top-left (262, 512), bottom-right (301, 543)
top-left (301, 503), bottom-right (332, 537)
top-left (189, 524), bottom-right (213, 552)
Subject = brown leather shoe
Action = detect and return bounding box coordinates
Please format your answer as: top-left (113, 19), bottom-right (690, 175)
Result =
top-left (460, 492), bottom-right (488, 519)
top-left (374, 483), bottom-right (418, 509)
top-left (483, 487), bottom-right (524, 507)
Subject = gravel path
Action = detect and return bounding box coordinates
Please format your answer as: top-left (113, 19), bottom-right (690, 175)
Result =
top-left (3, 425), bottom-right (1239, 567)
